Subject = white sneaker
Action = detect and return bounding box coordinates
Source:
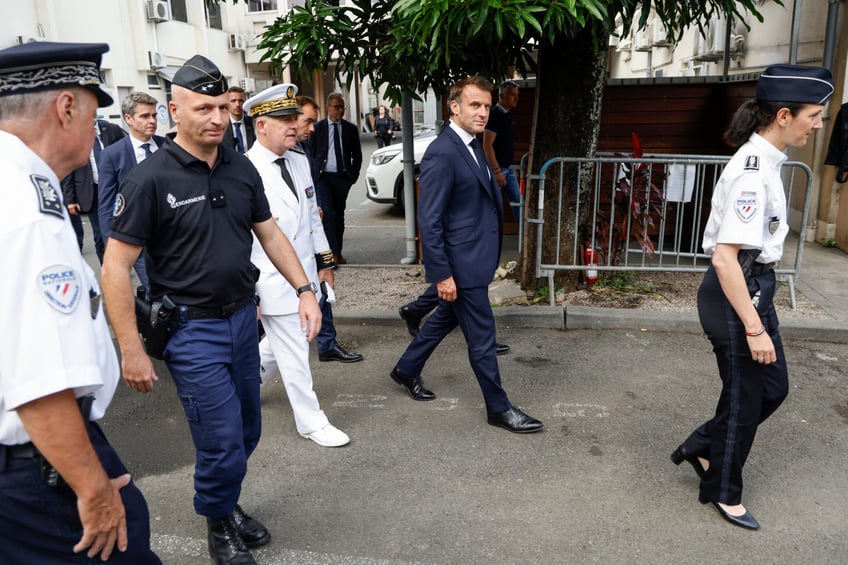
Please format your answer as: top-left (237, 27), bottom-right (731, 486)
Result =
top-left (299, 424), bottom-right (350, 447)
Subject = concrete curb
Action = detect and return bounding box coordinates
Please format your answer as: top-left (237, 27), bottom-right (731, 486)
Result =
top-left (334, 305), bottom-right (848, 343)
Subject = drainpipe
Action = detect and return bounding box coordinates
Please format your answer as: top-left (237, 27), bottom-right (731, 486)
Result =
top-left (400, 93), bottom-right (418, 264)
top-left (789, 0), bottom-right (803, 64)
top-left (823, 0), bottom-right (840, 71)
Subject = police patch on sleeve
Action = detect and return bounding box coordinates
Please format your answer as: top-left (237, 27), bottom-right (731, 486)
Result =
top-left (30, 174), bottom-right (64, 218)
top-left (112, 193), bottom-right (126, 217)
top-left (735, 191), bottom-right (758, 223)
top-left (305, 185), bottom-right (315, 199)
top-left (39, 265), bottom-right (81, 313)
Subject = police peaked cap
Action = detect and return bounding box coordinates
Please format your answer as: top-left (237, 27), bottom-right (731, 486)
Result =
top-left (244, 83), bottom-right (303, 118)
top-left (172, 55), bottom-right (228, 96)
top-left (757, 64), bottom-right (834, 105)
top-left (0, 41), bottom-right (113, 106)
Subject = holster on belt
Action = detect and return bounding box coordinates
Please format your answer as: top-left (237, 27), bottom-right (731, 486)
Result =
top-left (36, 394), bottom-right (95, 488)
top-left (135, 286), bottom-right (178, 360)
top-left (737, 249), bottom-right (762, 279)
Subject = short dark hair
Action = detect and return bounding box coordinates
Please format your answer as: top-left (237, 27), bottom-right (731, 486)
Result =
top-left (449, 76), bottom-right (494, 106)
top-left (297, 95), bottom-right (318, 113)
top-left (499, 80), bottom-right (519, 95)
top-left (121, 91), bottom-right (158, 117)
top-left (228, 86), bottom-right (245, 95)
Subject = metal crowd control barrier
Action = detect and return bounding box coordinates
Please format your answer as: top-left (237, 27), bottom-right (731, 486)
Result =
top-left (526, 154), bottom-right (813, 308)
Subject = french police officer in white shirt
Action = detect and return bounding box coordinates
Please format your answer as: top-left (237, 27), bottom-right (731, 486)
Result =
top-left (244, 83), bottom-right (350, 448)
top-left (671, 64), bottom-right (834, 531)
top-left (0, 41), bottom-right (159, 563)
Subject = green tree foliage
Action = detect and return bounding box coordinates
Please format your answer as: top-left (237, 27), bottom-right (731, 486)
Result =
top-left (243, 0), bottom-right (774, 286)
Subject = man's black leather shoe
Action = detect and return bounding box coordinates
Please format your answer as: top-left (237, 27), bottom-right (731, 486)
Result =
top-left (318, 344), bottom-right (364, 363)
top-left (398, 306), bottom-right (422, 337)
top-left (671, 445), bottom-right (706, 479)
top-left (232, 504), bottom-right (270, 548)
top-left (207, 515), bottom-right (256, 564)
top-left (699, 495), bottom-right (760, 530)
top-left (487, 407), bottom-right (543, 433)
top-left (390, 369), bottom-right (435, 401)
top-left (496, 343), bottom-right (510, 355)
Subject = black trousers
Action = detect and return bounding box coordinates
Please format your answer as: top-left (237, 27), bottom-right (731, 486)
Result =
top-left (0, 422), bottom-right (160, 564)
top-left (682, 266), bottom-right (788, 505)
top-left (316, 172), bottom-right (353, 257)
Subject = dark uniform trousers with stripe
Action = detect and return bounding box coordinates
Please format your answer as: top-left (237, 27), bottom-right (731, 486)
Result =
top-left (682, 266), bottom-right (789, 505)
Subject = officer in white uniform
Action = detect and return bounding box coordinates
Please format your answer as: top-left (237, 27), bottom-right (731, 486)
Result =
top-left (671, 64), bottom-right (834, 531)
top-left (0, 41), bottom-right (159, 563)
top-left (245, 83), bottom-right (350, 448)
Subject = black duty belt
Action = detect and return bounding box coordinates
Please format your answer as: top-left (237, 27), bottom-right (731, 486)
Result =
top-left (750, 262), bottom-right (775, 276)
top-left (184, 295), bottom-right (254, 320)
top-left (1, 442), bottom-right (37, 459)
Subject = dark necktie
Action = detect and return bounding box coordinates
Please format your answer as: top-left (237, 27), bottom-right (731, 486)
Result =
top-left (234, 122), bottom-right (245, 152)
top-left (142, 142), bottom-right (152, 159)
top-left (332, 122), bottom-right (345, 172)
top-left (469, 138), bottom-right (488, 176)
top-left (275, 157), bottom-right (298, 200)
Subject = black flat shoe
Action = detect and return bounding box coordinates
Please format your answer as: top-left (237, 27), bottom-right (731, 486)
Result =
top-left (390, 369), bottom-right (435, 401)
top-left (398, 306), bottom-right (422, 337)
top-left (487, 407), bottom-right (543, 433)
top-left (671, 445), bottom-right (706, 479)
top-left (318, 344), bottom-right (364, 363)
top-left (699, 495), bottom-right (760, 530)
top-left (495, 343), bottom-right (510, 355)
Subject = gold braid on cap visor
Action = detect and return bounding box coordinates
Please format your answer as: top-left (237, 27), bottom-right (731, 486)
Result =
top-left (250, 96), bottom-right (298, 117)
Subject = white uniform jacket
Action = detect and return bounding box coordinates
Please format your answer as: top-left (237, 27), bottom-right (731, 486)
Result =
top-left (248, 143), bottom-right (331, 315)
top-left (0, 131), bottom-right (119, 445)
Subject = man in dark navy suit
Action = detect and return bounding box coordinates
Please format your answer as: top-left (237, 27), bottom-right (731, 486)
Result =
top-left (306, 92), bottom-right (362, 264)
top-left (221, 86), bottom-right (255, 152)
top-left (97, 91), bottom-right (165, 289)
top-left (61, 119), bottom-right (125, 262)
top-left (389, 76), bottom-right (542, 434)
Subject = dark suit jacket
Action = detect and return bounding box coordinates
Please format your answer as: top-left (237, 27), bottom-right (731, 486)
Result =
top-left (97, 134), bottom-right (166, 238)
top-left (306, 118), bottom-right (362, 185)
top-left (60, 120), bottom-right (125, 212)
top-left (417, 125), bottom-right (503, 288)
top-left (221, 115), bottom-right (255, 152)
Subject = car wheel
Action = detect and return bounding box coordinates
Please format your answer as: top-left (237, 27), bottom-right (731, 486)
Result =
top-left (393, 173), bottom-right (405, 208)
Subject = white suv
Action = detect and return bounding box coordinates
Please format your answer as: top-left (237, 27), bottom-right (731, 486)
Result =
top-left (365, 128), bottom-right (437, 207)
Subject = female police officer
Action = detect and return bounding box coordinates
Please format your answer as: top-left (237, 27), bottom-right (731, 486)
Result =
top-left (671, 64), bottom-right (833, 530)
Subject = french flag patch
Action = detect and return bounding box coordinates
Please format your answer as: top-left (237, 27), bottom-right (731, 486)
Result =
top-left (734, 192), bottom-right (758, 223)
top-left (39, 265), bottom-right (81, 313)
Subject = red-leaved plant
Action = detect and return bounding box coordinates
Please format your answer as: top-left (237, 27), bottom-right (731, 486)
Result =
top-left (585, 133), bottom-right (667, 267)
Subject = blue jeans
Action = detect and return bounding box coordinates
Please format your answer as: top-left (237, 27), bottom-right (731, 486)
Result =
top-left (502, 168), bottom-right (521, 229)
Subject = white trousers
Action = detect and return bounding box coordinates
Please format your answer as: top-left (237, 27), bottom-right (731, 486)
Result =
top-left (259, 313), bottom-right (329, 434)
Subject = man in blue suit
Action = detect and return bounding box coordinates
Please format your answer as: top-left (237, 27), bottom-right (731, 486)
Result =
top-left (390, 76), bottom-right (543, 434)
top-left (98, 91), bottom-right (165, 289)
top-left (306, 92), bottom-right (362, 264)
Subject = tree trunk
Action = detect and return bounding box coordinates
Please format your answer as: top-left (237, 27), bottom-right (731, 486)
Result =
top-left (520, 26), bottom-right (610, 291)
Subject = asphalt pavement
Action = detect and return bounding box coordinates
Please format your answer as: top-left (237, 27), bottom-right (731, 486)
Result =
top-left (75, 135), bottom-right (848, 563)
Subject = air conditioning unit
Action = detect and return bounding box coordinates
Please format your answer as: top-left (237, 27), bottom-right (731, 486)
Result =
top-left (238, 78), bottom-right (256, 93)
top-left (148, 50), bottom-right (167, 69)
top-left (652, 20), bottom-right (672, 47)
top-left (146, 0), bottom-right (171, 22)
top-left (693, 16), bottom-right (743, 62)
top-left (633, 25), bottom-right (652, 52)
top-left (228, 33), bottom-right (246, 51)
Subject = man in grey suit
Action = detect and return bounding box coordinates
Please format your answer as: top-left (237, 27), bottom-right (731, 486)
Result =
top-left (97, 91), bottom-right (165, 289)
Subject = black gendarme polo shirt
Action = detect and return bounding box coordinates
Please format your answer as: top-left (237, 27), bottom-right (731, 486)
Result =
top-left (110, 138), bottom-right (271, 307)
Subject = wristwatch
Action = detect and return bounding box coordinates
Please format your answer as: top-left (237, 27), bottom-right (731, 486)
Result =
top-left (295, 282), bottom-right (318, 297)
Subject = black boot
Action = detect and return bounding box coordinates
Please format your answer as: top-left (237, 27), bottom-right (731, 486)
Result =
top-left (232, 504), bottom-right (270, 548)
top-left (207, 516), bottom-right (256, 565)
